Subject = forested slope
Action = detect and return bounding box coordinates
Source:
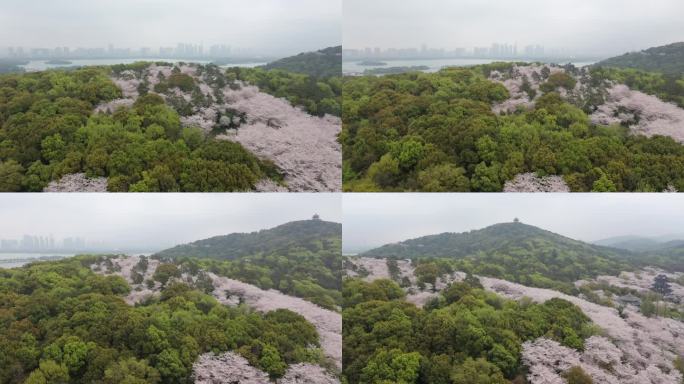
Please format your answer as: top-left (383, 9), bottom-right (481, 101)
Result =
top-left (0, 49), bottom-right (342, 192)
top-left (342, 61), bottom-right (684, 192)
top-left (342, 277), bottom-right (596, 383)
top-left (0, 256), bottom-right (322, 383)
top-left (262, 46), bottom-right (342, 79)
top-left (155, 219), bottom-right (343, 309)
top-left (362, 221), bottom-right (631, 293)
top-left (593, 42), bottom-right (684, 107)
top-left (596, 42), bottom-right (684, 75)
top-left (0, 66), bottom-right (281, 192)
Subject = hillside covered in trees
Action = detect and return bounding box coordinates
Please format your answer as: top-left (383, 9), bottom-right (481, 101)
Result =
top-left (342, 276), bottom-right (599, 384)
top-left (0, 48), bottom-right (342, 192)
top-left (262, 46), bottom-right (342, 79)
top-left (345, 221), bottom-right (684, 384)
top-left (596, 42), bottom-right (684, 75)
top-left (342, 57), bottom-right (684, 192)
top-left (361, 221), bottom-right (630, 293)
top-left (343, 256), bottom-right (684, 384)
top-left (155, 218), bottom-right (342, 309)
top-left (0, 256), bottom-right (328, 383)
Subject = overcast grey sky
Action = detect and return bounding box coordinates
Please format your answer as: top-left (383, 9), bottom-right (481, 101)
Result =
top-left (0, 0), bottom-right (341, 56)
top-left (343, 194), bottom-right (684, 252)
top-left (344, 0), bottom-right (684, 57)
top-left (0, 194), bottom-right (341, 251)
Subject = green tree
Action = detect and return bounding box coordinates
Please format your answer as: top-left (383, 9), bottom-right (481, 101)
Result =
top-left (592, 175), bottom-right (617, 192)
top-left (418, 164), bottom-right (470, 192)
top-left (41, 134), bottom-right (67, 163)
top-left (471, 162), bottom-right (502, 192)
top-left (259, 344), bottom-right (287, 378)
top-left (451, 358), bottom-right (507, 384)
top-left (368, 154), bottom-right (401, 189)
top-left (155, 349), bottom-right (187, 383)
top-left (103, 358), bottom-right (161, 384)
top-left (564, 366), bottom-right (593, 384)
top-left (0, 160), bottom-right (24, 191)
top-left (153, 263), bottom-right (181, 286)
top-left (25, 360), bottom-right (69, 384)
top-left (360, 349), bottom-right (421, 384)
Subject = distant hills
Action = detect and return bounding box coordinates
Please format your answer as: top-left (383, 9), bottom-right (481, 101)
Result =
top-left (596, 42), bottom-right (684, 74)
top-left (593, 235), bottom-right (684, 252)
top-left (156, 217), bottom-right (341, 260)
top-left (593, 235), bottom-right (684, 271)
top-left (262, 46), bottom-right (341, 78)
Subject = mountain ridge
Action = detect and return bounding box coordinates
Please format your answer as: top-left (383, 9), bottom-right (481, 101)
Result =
top-left (596, 41), bottom-right (684, 74)
top-left (155, 218), bottom-right (341, 260)
top-left (360, 221), bottom-right (633, 292)
top-left (362, 221), bottom-right (623, 259)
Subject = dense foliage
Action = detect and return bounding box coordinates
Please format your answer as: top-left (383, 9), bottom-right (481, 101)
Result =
top-left (342, 63), bottom-right (684, 191)
top-left (591, 66), bottom-right (684, 108)
top-left (156, 220), bottom-right (342, 309)
top-left (342, 277), bottom-right (595, 384)
top-left (261, 46), bottom-right (341, 79)
top-left (595, 42), bottom-right (684, 75)
top-left (631, 246), bottom-right (684, 272)
top-left (227, 66), bottom-right (341, 117)
top-left (0, 68), bottom-right (281, 191)
top-left (0, 257), bottom-right (323, 383)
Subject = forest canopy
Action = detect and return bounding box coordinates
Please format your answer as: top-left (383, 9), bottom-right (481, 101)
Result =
top-left (342, 63), bottom-right (684, 192)
top-left (342, 277), bottom-right (595, 384)
top-left (0, 67), bottom-right (282, 191)
top-left (155, 220), bottom-right (343, 310)
top-left (0, 256), bottom-right (324, 383)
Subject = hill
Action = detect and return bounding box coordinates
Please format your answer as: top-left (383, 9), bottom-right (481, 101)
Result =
top-left (364, 221), bottom-right (623, 260)
top-left (593, 235), bottom-right (663, 252)
top-left (155, 217), bottom-right (343, 309)
top-left (594, 234), bottom-right (684, 251)
top-left (362, 221), bottom-right (631, 292)
top-left (156, 218), bottom-right (341, 259)
top-left (596, 42), bottom-right (684, 75)
top-left (262, 46), bottom-right (341, 78)
top-left (342, 61), bottom-right (684, 192)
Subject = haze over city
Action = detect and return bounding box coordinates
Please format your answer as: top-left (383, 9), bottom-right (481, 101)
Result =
top-left (0, 194), bottom-right (342, 253)
top-left (343, 0), bottom-right (684, 58)
top-left (0, 0), bottom-right (341, 58)
top-left (343, 194), bottom-right (684, 253)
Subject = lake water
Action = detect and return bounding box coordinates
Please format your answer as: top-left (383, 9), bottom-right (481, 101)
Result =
top-left (0, 251), bottom-right (153, 268)
top-left (0, 252), bottom-right (76, 268)
top-left (19, 58), bottom-right (266, 72)
top-left (343, 58), bottom-right (597, 75)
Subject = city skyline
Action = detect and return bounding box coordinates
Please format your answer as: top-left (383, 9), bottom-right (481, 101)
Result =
top-left (344, 0), bottom-right (684, 58)
top-left (1, 42), bottom-right (280, 60)
top-left (0, 234), bottom-right (122, 252)
top-left (343, 42), bottom-right (587, 60)
top-left (0, 0), bottom-right (341, 57)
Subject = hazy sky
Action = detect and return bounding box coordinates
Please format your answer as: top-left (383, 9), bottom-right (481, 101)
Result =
top-left (0, 0), bottom-right (341, 56)
top-left (344, 0), bottom-right (684, 57)
top-left (343, 194), bottom-right (684, 252)
top-left (0, 194), bottom-right (341, 251)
